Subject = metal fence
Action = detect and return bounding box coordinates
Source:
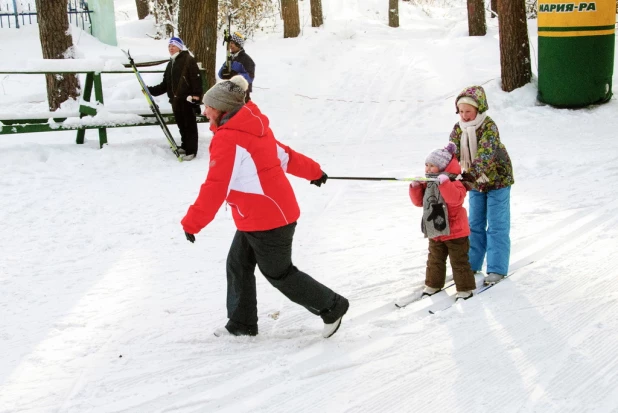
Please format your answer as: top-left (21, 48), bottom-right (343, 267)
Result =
top-left (0, 0), bottom-right (92, 33)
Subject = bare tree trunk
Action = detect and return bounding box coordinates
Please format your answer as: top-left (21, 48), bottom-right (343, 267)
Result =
top-left (498, 0), bottom-right (531, 92)
top-left (310, 0), bottom-right (323, 27)
top-left (154, 0), bottom-right (176, 37)
top-left (491, 0), bottom-right (498, 18)
top-left (164, 0), bottom-right (175, 36)
top-left (388, 0), bottom-right (399, 28)
top-left (178, 0), bottom-right (217, 91)
top-left (282, 0), bottom-right (300, 38)
top-left (467, 0), bottom-right (486, 36)
top-left (35, 0), bottom-right (79, 111)
top-left (136, 0), bottom-right (149, 20)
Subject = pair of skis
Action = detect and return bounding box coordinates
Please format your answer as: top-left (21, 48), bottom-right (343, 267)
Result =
top-left (395, 269), bottom-right (519, 314)
top-left (426, 278), bottom-right (502, 315)
top-left (222, 13), bottom-right (233, 74)
top-left (123, 50), bottom-right (184, 162)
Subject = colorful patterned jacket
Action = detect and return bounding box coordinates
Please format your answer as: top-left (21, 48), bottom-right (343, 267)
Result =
top-left (449, 86), bottom-right (514, 192)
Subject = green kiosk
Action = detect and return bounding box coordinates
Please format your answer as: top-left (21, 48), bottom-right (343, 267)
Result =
top-left (537, 0), bottom-right (616, 107)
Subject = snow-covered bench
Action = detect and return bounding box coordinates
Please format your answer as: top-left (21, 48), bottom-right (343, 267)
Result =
top-left (0, 110), bottom-right (209, 147)
top-left (0, 63), bottom-right (209, 148)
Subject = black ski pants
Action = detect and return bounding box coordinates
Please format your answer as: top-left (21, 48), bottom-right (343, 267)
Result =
top-left (226, 222), bottom-right (338, 327)
top-left (172, 99), bottom-right (199, 156)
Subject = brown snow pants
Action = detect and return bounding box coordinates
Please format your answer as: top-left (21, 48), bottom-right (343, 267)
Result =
top-left (426, 236), bottom-right (476, 292)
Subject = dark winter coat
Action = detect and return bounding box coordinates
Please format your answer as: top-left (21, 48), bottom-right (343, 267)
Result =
top-left (148, 50), bottom-right (203, 103)
top-left (409, 157), bottom-right (470, 242)
top-left (218, 49), bottom-right (255, 93)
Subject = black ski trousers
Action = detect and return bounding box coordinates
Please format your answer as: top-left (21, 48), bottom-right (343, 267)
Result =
top-left (226, 222), bottom-right (337, 327)
top-left (172, 99), bottom-right (199, 156)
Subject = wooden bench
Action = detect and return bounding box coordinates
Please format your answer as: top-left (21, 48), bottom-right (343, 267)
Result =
top-left (0, 68), bottom-right (209, 148)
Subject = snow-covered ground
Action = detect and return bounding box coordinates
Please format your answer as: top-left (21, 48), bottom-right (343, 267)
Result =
top-left (1, 1), bottom-right (618, 412)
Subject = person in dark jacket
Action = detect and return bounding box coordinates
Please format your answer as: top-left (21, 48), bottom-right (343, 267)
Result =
top-left (148, 37), bottom-right (203, 160)
top-left (181, 75), bottom-right (349, 339)
top-left (218, 32), bottom-right (255, 102)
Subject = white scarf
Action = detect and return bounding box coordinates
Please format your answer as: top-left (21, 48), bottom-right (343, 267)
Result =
top-left (459, 112), bottom-right (487, 173)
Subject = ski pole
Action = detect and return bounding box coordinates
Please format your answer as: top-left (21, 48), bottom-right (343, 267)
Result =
top-left (225, 13), bottom-right (232, 73)
top-left (327, 176), bottom-right (438, 182)
top-left (122, 49), bottom-right (182, 161)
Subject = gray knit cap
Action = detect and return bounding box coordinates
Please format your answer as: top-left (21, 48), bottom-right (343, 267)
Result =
top-left (425, 142), bottom-right (457, 171)
top-left (203, 75), bottom-right (248, 112)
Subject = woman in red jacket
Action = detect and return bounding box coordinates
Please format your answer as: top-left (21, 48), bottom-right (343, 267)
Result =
top-left (409, 142), bottom-right (476, 300)
top-left (182, 76), bottom-right (349, 338)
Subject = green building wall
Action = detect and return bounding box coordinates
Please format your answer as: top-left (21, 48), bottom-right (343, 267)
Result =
top-left (89, 0), bottom-right (118, 46)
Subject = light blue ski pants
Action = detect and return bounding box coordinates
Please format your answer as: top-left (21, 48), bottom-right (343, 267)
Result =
top-left (468, 187), bottom-right (511, 275)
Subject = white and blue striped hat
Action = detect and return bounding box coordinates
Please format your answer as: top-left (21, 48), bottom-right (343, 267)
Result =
top-left (169, 37), bottom-right (185, 50)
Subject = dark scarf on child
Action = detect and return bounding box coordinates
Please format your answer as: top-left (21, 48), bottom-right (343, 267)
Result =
top-left (420, 172), bottom-right (456, 239)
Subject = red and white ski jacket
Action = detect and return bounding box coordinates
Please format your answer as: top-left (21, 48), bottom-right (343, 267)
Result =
top-left (181, 101), bottom-right (323, 234)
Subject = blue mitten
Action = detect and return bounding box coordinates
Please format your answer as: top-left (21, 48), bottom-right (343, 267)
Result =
top-left (231, 61), bottom-right (244, 73)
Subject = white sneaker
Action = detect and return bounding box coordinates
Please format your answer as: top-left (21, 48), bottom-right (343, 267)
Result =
top-left (422, 285), bottom-right (440, 297)
top-left (455, 290), bottom-right (473, 301)
top-left (182, 154), bottom-right (196, 161)
top-left (484, 273), bottom-right (505, 285)
top-left (321, 295), bottom-right (349, 338)
top-left (322, 316), bottom-right (344, 338)
top-left (213, 327), bottom-right (232, 337)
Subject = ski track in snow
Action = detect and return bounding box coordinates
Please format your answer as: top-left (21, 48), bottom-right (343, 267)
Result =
top-left (58, 189), bottom-right (617, 413)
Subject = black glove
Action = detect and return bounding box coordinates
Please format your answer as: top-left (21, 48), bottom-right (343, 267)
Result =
top-left (221, 70), bottom-right (238, 79)
top-left (310, 172), bottom-right (328, 187)
top-left (185, 231), bottom-right (195, 243)
top-left (185, 96), bottom-right (202, 115)
top-left (460, 172), bottom-right (475, 182)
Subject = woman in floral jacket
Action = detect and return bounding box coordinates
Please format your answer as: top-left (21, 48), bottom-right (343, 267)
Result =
top-left (449, 85), bottom-right (514, 285)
